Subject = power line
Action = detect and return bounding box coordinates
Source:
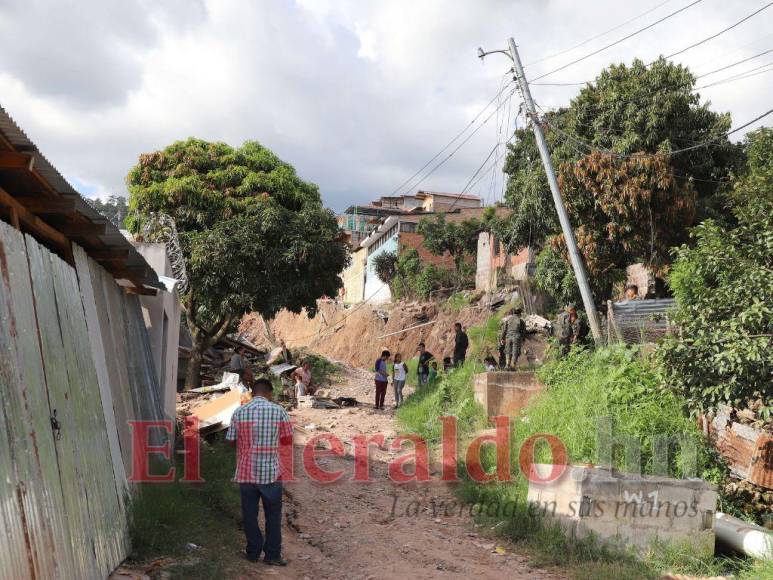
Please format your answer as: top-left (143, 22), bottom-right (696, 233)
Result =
top-left (402, 87), bottom-right (518, 195)
top-left (387, 78), bottom-right (513, 197)
top-left (541, 106), bottom-right (773, 159)
top-left (696, 61), bottom-right (773, 89)
top-left (529, 0), bottom-right (705, 82)
top-left (531, 2), bottom-right (773, 87)
top-left (696, 48), bottom-right (773, 78)
top-left (524, 0), bottom-right (675, 67)
top-left (662, 1), bottom-right (773, 60)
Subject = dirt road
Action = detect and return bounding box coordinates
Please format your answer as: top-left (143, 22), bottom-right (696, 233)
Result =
top-left (250, 365), bottom-right (563, 579)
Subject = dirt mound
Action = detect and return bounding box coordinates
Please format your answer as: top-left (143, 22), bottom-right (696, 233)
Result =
top-left (241, 297), bottom-right (514, 369)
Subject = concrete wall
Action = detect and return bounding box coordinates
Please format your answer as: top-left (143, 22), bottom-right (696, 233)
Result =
top-left (475, 232), bottom-right (534, 292)
top-left (527, 465), bottom-right (717, 556)
top-left (341, 247), bottom-right (366, 304)
top-left (132, 242), bottom-right (182, 420)
top-left (473, 371), bottom-right (544, 417)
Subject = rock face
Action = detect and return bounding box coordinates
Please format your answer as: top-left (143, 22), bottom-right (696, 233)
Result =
top-left (527, 465), bottom-right (718, 557)
top-left (473, 372), bottom-right (544, 418)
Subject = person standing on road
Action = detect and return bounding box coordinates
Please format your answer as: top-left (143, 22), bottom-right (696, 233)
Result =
top-left (226, 378), bottom-right (292, 567)
top-left (374, 350), bottom-right (391, 410)
top-left (452, 323), bottom-right (469, 367)
top-left (416, 342), bottom-right (434, 387)
top-left (392, 353), bottom-right (407, 408)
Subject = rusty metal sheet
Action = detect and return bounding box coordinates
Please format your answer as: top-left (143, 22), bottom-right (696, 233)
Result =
top-left (0, 219), bottom-right (81, 579)
top-left (712, 410), bottom-right (759, 480)
top-left (749, 434), bottom-right (773, 490)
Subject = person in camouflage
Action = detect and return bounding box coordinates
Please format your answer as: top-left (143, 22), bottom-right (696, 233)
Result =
top-left (555, 304), bottom-right (588, 356)
top-left (500, 307), bottom-right (526, 369)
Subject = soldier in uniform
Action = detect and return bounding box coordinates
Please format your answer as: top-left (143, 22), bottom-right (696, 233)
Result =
top-left (555, 304), bottom-right (574, 357)
top-left (555, 304), bottom-right (590, 356)
top-left (500, 307), bottom-right (526, 369)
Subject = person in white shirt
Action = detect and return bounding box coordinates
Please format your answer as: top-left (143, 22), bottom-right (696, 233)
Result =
top-left (391, 353), bottom-right (407, 408)
top-left (290, 360), bottom-right (312, 400)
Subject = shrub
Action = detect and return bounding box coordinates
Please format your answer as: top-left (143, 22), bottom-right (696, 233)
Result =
top-left (657, 128), bottom-right (773, 417)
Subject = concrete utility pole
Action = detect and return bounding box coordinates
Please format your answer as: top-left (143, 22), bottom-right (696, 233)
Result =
top-left (479, 38), bottom-right (603, 342)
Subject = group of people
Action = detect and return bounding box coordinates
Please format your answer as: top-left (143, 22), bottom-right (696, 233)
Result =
top-left (371, 321), bottom-right (471, 409)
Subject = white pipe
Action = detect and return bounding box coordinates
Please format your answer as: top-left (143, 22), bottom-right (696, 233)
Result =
top-left (715, 512), bottom-right (773, 560)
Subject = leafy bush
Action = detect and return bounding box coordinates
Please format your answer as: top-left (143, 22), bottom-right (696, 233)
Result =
top-left (372, 251), bottom-right (397, 285)
top-left (657, 128), bottom-right (773, 417)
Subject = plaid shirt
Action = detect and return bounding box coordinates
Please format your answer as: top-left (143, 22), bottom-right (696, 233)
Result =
top-left (226, 397), bottom-right (292, 484)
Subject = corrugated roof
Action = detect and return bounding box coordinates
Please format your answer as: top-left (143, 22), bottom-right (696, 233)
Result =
top-left (0, 104), bottom-right (159, 288)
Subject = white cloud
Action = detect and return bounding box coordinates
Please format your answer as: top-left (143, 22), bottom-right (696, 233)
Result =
top-left (0, 0), bottom-right (770, 211)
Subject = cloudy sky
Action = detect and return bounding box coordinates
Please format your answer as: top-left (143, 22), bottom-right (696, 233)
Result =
top-left (1, 0), bottom-right (771, 212)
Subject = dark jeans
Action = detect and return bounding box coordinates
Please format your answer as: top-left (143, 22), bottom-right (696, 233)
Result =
top-left (375, 379), bottom-right (388, 408)
top-left (240, 481), bottom-right (283, 561)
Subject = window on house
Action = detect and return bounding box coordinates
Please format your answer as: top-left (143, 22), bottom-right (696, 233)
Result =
top-left (400, 222), bottom-right (417, 233)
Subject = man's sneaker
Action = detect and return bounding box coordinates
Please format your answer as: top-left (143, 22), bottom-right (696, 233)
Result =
top-left (245, 554), bottom-right (260, 563)
top-left (264, 557), bottom-right (288, 566)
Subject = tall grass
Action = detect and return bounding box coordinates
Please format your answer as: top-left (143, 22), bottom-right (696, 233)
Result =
top-left (395, 338), bottom-right (757, 579)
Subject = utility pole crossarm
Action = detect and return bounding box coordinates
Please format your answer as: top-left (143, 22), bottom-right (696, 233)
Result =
top-left (506, 37), bottom-right (604, 343)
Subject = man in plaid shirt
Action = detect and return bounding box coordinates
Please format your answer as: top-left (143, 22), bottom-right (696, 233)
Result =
top-left (226, 378), bottom-right (293, 566)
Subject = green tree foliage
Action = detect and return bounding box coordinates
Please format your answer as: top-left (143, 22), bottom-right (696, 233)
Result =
top-left (502, 59), bottom-right (742, 302)
top-left (372, 251), bottom-right (398, 285)
top-left (418, 214), bottom-right (481, 273)
top-left (127, 138), bottom-right (348, 388)
top-left (658, 128), bottom-right (773, 416)
top-left (90, 194), bottom-right (129, 227)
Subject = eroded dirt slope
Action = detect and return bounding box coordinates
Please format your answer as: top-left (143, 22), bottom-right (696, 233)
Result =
top-left (241, 297), bottom-right (544, 369)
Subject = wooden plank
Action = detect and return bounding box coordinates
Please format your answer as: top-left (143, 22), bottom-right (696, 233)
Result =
top-left (17, 197), bottom-right (76, 214)
top-left (87, 249), bottom-right (129, 261)
top-left (0, 150), bottom-right (34, 170)
top-left (0, 186), bottom-right (70, 253)
top-left (58, 222), bottom-right (106, 236)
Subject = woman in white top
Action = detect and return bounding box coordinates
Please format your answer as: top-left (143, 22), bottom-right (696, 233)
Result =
top-left (291, 361), bottom-right (312, 399)
top-left (392, 353), bottom-right (408, 408)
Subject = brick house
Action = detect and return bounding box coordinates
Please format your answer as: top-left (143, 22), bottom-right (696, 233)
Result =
top-left (343, 206), bottom-right (491, 304)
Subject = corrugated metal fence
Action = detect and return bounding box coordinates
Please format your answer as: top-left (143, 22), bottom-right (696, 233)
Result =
top-left (0, 219), bottom-right (164, 579)
top-left (607, 298), bottom-right (676, 345)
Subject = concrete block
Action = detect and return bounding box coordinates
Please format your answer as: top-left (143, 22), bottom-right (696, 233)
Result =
top-left (473, 371), bottom-right (544, 417)
top-left (527, 465), bottom-right (717, 556)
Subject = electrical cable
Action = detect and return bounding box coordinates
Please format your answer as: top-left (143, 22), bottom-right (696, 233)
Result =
top-left (529, 0), bottom-right (705, 82)
top-left (540, 106), bottom-right (773, 159)
top-left (695, 47), bottom-right (773, 78)
top-left (696, 61), bottom-right (773, 88)
top-left (531, 2), bottom-right (773, 86)
top-left (662, 1), bottom-right (773, 60)
top-left (403, 87), bottom-right (518, 195)
top-left (524, 0), bottom-right (675, 67)
top-left (387, 78), bottom-right (513, 197)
